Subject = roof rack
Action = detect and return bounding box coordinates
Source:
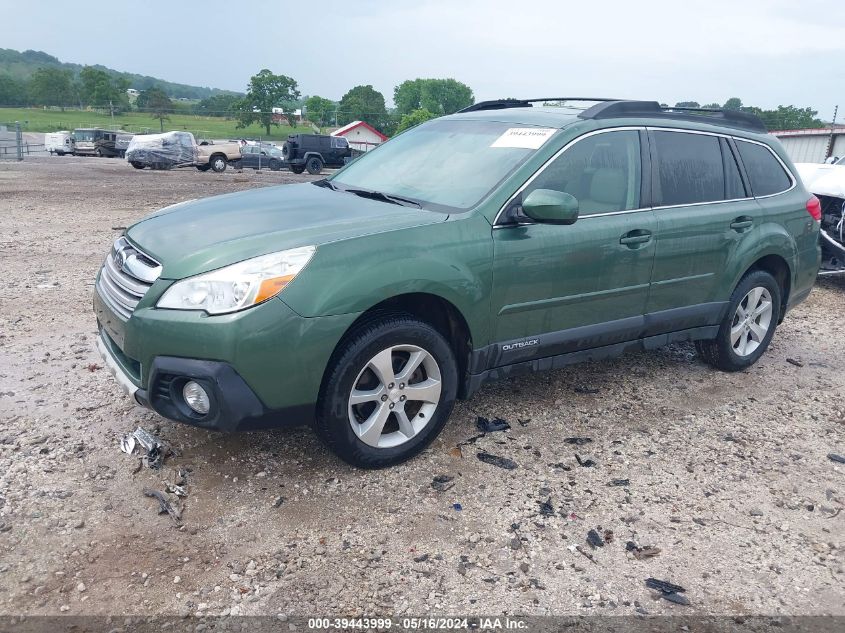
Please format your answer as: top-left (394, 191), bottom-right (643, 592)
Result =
top-left (578, 100), bottom-right (767, 133)
top-left (458, 98), bottom-right (620, 113)
top-left (458, 98), bottom-right (767, 133)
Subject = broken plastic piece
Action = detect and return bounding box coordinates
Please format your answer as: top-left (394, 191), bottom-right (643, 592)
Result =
top-left (476, 417), bottom-right (510, 433)
top-left (610, 478), bottom-right (630, 486)
top-left (828, 453), bottom-right (845, 464)
top-left (120, 435), bottom-right (136, 455)
top-left (143, 487), bottom-right (182, 523)
top-left (477, 452), bottom-right (517, 470)
top-left (626, 541), bottom-right (661, 559)
top-left (431, 475), bottom-right (455, 492)
top-left (645, 577), bottom-right (686, 594)
top-left (538, 497), bottom-right (554, 517)
top-left (575, 454), bottom-right (596, 467)
top-left (564, 437), bottom-right (592, 445)
top-left (586, 529), bottom-right (604, 548)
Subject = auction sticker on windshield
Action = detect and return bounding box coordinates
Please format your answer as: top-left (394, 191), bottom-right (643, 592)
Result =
top-left (490, 127), bottom-right (557, 149)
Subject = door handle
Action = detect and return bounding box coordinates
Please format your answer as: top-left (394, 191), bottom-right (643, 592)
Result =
top-left (730, 216), bottom-right (754, 231)
top-left (620, 230), bottom-right (652, 247)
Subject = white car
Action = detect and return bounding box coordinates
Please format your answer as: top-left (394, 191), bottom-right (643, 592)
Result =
top-left (795, 156), bottom-right (845, 275)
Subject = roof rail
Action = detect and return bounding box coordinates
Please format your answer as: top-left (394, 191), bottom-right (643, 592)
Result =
top-left (458, 97), bottom-right (620, 113)
top-left (578, 100), bottom-right (768, 133)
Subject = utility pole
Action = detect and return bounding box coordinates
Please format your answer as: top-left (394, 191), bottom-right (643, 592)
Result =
top-left (826, 105), bottom-right (839, 161)
top-left (109, 100), bottom-right (115, 127)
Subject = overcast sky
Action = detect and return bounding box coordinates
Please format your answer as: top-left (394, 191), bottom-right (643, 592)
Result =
top-left (3, 0), bottom-right (844, 117)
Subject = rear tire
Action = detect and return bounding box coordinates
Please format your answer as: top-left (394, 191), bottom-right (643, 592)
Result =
top-left (306, 156), bottom-right (324, 175)
top-left (696, 270), bottom-right (781, 372)
top-left (130, 162), bottom-right (145, 169)
top-left (314, 314), bottom-right (458, 469)
top-left (290, 164), bottom-right (305, 174)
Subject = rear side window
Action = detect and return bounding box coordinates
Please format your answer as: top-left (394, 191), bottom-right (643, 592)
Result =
top-left (524, 130), bottom-right (642, 215)
top-left (652, 131), bottom-right (724, 206)
top-left (722, 138), bottom-right (747, 200)
top-left (735, 140), bottom-right (792, 197)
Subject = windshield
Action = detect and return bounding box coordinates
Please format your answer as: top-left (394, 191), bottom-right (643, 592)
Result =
top-left (74, 130), bottom-right (95, 142)
top-left (330, 119), bottom-right (557, 211)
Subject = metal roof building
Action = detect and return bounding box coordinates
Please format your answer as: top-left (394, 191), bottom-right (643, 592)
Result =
top-left (771, 128), bottom-right (845, 163)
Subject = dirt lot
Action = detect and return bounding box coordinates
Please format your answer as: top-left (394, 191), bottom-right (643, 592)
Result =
top-left (0, 157), bottom-right (843, 618)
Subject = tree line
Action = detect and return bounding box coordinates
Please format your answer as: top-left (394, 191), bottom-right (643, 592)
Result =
top-left (669, 98), bottom-right (828, 130)
top-left (195, 70), bottom-right (475, 137)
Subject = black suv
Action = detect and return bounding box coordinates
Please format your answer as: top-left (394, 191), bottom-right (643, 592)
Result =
top-left (282, 134), bottom-right (352, 174)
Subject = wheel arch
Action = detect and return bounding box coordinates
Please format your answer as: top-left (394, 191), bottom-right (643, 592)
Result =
top-left (321, 292), bottom-right (474, 400)
top-left (736, 252), bottom-right (792, 322)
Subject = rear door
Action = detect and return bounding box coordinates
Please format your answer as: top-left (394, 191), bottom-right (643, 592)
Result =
top-left (491, 128), bottom-right (657, 364)
top-left (645, 129), bottom-right (756, 330)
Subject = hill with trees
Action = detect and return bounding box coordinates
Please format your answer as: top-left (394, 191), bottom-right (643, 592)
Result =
top-left (0, 48), bottom-right (238, 104)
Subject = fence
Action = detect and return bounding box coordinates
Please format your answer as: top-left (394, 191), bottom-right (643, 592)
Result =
top-left (0, 121), bottom-right (23, 160)
top-left (0, 121), bottom-right (47, 159)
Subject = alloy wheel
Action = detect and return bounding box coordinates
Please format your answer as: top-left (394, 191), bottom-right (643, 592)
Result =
top-left (348, 345), bottom-right (442, 448)
top-left (730, 286), bottom-right (773, 357)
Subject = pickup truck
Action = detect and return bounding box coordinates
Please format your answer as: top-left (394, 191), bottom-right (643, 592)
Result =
top-left (125, 132), bottom-right (242, 172)
top-left (196, 139), bottom-right (243, 173)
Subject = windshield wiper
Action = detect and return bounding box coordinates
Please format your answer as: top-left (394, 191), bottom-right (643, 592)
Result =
top-left (313, 178), bottom-right (337, 190)
top-left (343, 188), bottom-right (422, 209)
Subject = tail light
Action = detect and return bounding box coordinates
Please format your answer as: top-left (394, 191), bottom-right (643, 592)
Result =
top-left (806, 196), bottom-right (822, 222)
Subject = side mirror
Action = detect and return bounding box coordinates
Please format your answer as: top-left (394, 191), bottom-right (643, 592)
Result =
top-left (522, 189), bottom-right (579, 225)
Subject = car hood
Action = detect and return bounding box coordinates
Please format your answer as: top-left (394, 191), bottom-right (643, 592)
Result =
top-left (126, 183), bottom-right (446, 279)
top-left (795, 163), bottom-right (845, 198)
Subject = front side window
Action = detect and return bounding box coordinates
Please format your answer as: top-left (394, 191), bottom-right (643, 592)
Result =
top-left (522, 130), bottom-right (641, 214)
top-left (653, 131), bottom-right (725, 206)
top-left (735, 140), bottom-right (792, 197)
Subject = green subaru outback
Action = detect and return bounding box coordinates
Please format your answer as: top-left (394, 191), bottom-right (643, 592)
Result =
top-left (94, 98), bottom-right (821, 468)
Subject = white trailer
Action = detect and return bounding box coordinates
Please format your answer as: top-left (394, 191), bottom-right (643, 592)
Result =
top-left (44, 131), bottom-right (74, 156)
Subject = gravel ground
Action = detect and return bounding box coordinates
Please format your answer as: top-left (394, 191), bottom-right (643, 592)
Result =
top-left (0, 157), bottom-right (843, 618)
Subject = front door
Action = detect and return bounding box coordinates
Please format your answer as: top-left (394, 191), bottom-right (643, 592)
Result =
top-left (491, 128), bottom-right (656, 366)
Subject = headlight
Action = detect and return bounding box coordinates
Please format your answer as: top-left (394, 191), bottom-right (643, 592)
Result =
top-left (156, 246), bottom-right (315, 314)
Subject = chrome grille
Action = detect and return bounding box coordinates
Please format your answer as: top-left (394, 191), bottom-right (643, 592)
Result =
top-left (96, 237), bottom-right (161, 320)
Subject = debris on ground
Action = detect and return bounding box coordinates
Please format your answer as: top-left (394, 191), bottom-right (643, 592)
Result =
top-left (476, 416), bottom-right (510, 433)
top-left (272, 496), bottom-right (285, 508)
top-left (431, 475), bottom-right (455, 492)
top-left (586, 529), bottom-right (605, 548)
top-left (538, 497), bottom-right (554, 517)
top-left (142, 487), bottom-right (182, 523)
top-left (477, 452), bottom-right (517, 470)
top-left (573, 386), bottom-right (600, 394)
top-left (164, 483), bottom-right (187, 497)
top-left (575, 454), bottom-right (596, 467)
top-left (786, 358), bottom-right (804, 367)
top-left (448, 446), bottom-right (463, 459)
top-left (645, 577), bottom-right (690, 605)
top-left (626, 541), bottom-right (661, 559)
top-left (120, 427), bottom-right (168, 469)
top-left (413, 553), bottom-right (429, 563)
top-left (564, 437), bottom-right (592, 446)
top-left (603, 529), bottom-right (614, 544)
top-left (569, 544), bottom-right (598, 565)
top-left (452, 503), bottom-right (462, 511)
top-left (828, 453), bottom-right (845, 464)
top-left (609, 478), bottom-right (630, 486)
top-left (85, 363), bottom-right (102, 372)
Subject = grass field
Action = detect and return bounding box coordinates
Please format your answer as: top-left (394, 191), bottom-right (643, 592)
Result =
top-left (0, 108), bottom-right (315, 141)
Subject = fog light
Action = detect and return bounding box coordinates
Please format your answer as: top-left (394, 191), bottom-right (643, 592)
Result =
top-left (183, 381), bottom-right (210, 415)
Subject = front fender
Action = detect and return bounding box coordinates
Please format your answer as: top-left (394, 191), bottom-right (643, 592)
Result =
top-left (281, 213), bottom-right (494, 346)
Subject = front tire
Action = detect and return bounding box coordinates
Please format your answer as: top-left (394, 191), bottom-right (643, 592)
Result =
top-left (696, 270), bottom-right (781, 371)
top-left (290, 164), bottom-right (305, 174)
top-left (314, 314), bottom-right (458, 469)
top-left (130, 161), bottom-right (145, 169)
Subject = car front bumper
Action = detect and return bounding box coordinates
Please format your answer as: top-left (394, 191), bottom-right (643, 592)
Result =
top-left (94, 286), bottom-right (358, 432)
